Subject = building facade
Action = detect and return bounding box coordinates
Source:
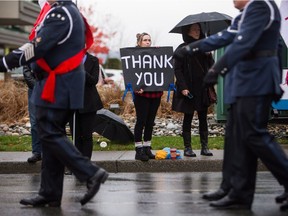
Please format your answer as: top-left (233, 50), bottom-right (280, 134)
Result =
top-left (0, 0), bottom-right (39, 79)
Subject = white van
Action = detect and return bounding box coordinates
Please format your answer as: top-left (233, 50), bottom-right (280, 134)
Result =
top-left (97, 66), bottom-right (125, 91)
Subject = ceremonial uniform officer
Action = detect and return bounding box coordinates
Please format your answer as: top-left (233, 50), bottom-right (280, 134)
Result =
top-left (174, 0), bottom-right (247, 201)
top-left (203, 0), bottom-right (288, 210)
top-left (0, 0), bottom-right (108, 207)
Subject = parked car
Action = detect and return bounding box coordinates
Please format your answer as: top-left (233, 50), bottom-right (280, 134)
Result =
top-left (97, 66), bottom-right (125, 91)
top-left (104, 69), bottom-right (125, 91)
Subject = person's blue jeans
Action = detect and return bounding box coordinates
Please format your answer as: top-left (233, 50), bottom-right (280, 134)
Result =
top-left (28, 88), bottom-right (41, 155)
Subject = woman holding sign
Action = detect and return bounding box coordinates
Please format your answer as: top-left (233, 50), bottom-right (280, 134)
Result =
top-left (133, 32), bottom-right (163, 161)
top-left (172, 23), bottom-right (214, 157)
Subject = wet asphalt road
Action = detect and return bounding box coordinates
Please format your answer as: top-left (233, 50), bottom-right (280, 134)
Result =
top-left (0, 172), bottom-right (286, 216)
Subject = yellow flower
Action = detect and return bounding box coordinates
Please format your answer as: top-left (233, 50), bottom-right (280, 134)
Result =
top-left (155, 150), bottom-right (168, 160)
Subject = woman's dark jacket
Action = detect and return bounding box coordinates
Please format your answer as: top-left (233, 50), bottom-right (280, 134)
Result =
top-left (172, 27), bottom-right (214, 114)
top-left (80, 52), bottom-right (103, 113)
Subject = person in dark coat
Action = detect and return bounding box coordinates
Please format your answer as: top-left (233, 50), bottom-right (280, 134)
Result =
top-left (23, 65), bottom-right (42, 163)
top-left (204, 0), bottom-right (288, 211)
top-left (174, 0), bottom-right (248, 201)
top-left (0, 0), bottom-right (108, 207)
top-left (69, 52), bottom-right (103, 160)
top-left (172, 23), bottom-right (214, 157)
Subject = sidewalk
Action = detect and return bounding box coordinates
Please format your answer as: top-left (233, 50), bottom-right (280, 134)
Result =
top-left (0, 149), bottom-right (273, 174)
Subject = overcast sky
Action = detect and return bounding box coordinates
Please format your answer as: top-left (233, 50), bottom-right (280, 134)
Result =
top-left (75, 0), bottom-right (283, 52)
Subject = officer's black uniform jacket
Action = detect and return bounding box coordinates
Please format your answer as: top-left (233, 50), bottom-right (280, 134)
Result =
top-left (0, 0), bottom-right (86, 109)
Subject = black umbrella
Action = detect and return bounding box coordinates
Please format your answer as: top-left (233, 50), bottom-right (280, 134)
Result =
top-left (93, 108), bottom-right (134, 143)
top-left (169, 12), bottom-right (232, 36)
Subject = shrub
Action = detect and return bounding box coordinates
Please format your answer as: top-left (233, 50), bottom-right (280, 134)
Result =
top-left (0, 80), bottom-right (28, 124)
top-left (0, 80), bottom-right (214, 124)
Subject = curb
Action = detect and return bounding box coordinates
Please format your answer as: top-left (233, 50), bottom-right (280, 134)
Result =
top-left (0, 159), bottom-right (268, 174)
top-left (0, 149), bottom-right (281, 174)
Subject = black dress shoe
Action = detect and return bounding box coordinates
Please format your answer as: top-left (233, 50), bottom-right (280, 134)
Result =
top-left (20, 195), bottom-right (61, 207)
top-left (80, 168), bottom-right (109, 205)
top-left (27, 154), bottom-right (42, 164)
top-left (202, 188), bottom-right (228, 201)
top-left (275, 191), bottom-right (288, 203)
top-left (210, 195), bottom-right (251, 210)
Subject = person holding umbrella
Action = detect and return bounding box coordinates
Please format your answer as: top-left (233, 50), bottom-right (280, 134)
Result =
top-left (172, 23), bottom-right (214, 157)
top-left (173, 0), bottom-right (248, 201)
top-left (133, 32), bottom-right (163, 161)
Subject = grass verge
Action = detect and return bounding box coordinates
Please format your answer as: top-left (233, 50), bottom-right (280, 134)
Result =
top-left (0, 135), bottom-right (287, 152)
top-left (0, 135), bottom-right (225, 152)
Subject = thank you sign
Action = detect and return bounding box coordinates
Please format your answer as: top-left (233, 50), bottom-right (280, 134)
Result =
top-left (120, 46), bottom-right (174, 91)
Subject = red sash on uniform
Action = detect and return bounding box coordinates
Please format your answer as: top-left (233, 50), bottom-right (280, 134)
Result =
top-left (32, 4), bottom-right (94, 103)
top-left (37, 51), bottom-right (85, 103)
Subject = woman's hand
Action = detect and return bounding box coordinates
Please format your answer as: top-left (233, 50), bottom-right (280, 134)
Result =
top-left (182, 89), bottom-right (193, 99)
top-left (181, 89), bottom-right (189, 96)
top-left (136, 89), bottom-right (144, 94)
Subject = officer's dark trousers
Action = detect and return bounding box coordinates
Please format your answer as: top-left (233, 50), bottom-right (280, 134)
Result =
top-left (36, 106), bottom-right (99, 201)
top-left (229, 96), bottom-right (288, 205)
top-left (220, 104), bottom-right (236, 192)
